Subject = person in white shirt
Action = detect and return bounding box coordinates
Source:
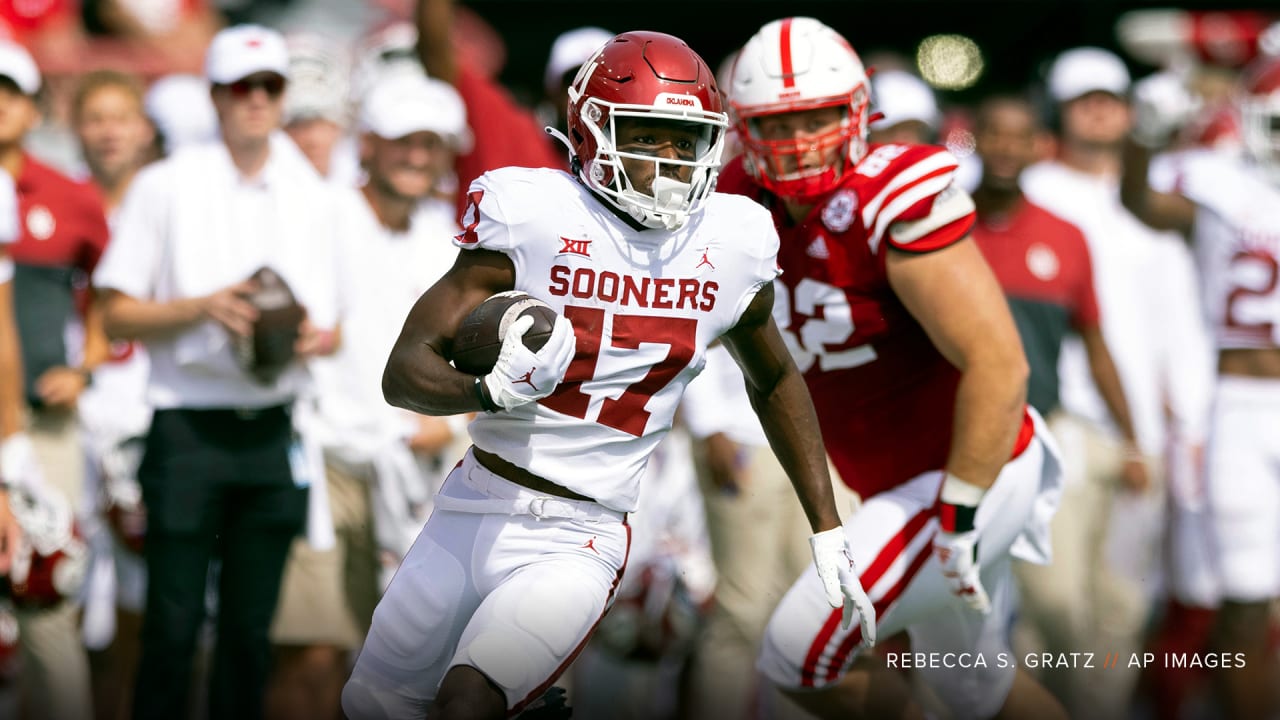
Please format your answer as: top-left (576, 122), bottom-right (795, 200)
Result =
top-left (93, 25), bottom-right (343, 720)
top-left (266, 70), bottom-right (470, 720)
top-left (1018, 47), bottom-right (1214, 720)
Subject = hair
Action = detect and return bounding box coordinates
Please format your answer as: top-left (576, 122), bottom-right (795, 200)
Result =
top-left (972, 91), bottom-right (1040, 135)
top-left (72, 69), bottom-right (147, 122)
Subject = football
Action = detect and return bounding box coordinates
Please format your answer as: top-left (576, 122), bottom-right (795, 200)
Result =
top-left (233, 267), bottom-right (306, 385)
top-left (451, 291), bottom-right (558, 375)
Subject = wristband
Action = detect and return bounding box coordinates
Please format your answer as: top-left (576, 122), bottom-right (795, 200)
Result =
top-left (938, 472), bottom-right (985, 533)
top-left (474, 376), bottom-right (499, 413)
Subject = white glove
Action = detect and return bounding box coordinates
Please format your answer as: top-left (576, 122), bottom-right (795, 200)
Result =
top-left (0, 433), bottom-right (43, 491)
top-left (810, 527), bottom-right (876, 645)
top-left (934, 472), bottom-right (991, 614)
top-left (933, 528), bottom-right (991, 614)
top-left (1131, 71), bottom-right (1199, 149)
top-left (481, 314), bottom-right (577, 411)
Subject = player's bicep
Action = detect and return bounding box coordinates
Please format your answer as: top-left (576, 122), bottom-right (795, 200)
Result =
top-left (394, 248), bottom-right (516, 360)
top-left (886, 237), bottom-right (1023, 371)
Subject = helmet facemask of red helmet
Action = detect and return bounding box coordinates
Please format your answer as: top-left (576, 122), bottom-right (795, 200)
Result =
top-left (566, 32), bottom-right (729, 231)
top-left (729, 17), bottom-right (872, 203)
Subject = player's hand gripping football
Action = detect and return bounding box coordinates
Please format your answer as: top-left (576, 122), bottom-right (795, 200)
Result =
top-left (933, 472), bottom-right (992, 614)
top-left (482, 315), bottom-right (577, 411)
top-left (809, 527), bottom-right (876, 644)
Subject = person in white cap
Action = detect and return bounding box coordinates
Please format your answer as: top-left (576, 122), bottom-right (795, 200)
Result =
top-left (0, 37), bottom-right (109, 720)
top-left (144, 74), bottom-right (219, 156)
top-left (868, 69), bottom-right (941, 145)
top-left (1018, 46), bottom-right (1215, 720)
top-left (538, 26), bottom-right (614, 142)
top-left (92, 24), bottom-right (345, 720)
top-left (282, 32), bottom-right (355, 182)
top-left (265, 71), bottom-right (471, 720)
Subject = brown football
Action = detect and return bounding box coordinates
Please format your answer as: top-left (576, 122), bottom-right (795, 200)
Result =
top-left (451, 291), bottom-right (558, 376)
top-left (233, 267), bottom-right (306, 385)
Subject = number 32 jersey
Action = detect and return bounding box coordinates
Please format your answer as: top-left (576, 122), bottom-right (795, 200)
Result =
top-left (718, 144), bottom-right (977, 499)
top-left (455, 167), bottom-right (780, 512)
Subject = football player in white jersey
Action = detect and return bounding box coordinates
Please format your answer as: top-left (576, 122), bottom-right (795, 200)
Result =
top-left (340, 31), bottom-right (875, 720)
top-left (1122, 54), bottom-right (1280, 720)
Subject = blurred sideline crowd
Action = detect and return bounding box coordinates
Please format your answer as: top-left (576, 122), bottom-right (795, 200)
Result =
top-left (0, 1), bottom-right (1277, 719)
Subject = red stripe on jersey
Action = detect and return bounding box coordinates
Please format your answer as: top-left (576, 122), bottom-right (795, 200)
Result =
top-left (800, 507), bottom-right (933, 686)
top-left (825, 538), bottom-right (934, 682)
top-left (508, 519), bottom-right (632, 716)
top-left (1010, 409), bottom-right (1035, 461)
top-left (779, 18), bottom-right (795, 88)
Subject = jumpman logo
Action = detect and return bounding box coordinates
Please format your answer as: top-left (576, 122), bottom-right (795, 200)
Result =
top-left (513, 368), bottom-right (538, 391)
top-left (696, 248), bottom-right (715, 270)
top-left (581, 536), bottom-right (600, 555)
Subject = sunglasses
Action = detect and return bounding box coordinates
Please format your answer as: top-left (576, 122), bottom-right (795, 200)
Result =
top-left (224, 75), bottom-right (286, 99)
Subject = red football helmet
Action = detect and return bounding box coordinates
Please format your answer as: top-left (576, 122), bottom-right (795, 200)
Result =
top-left (566, 31), bottom-right (728, 230)
top-left (729, 17), bottom-right (871, 201)
top-left (1239, 54), bottom-right (1280, 179)
top-left (2, 485), bottom-right (87, 608)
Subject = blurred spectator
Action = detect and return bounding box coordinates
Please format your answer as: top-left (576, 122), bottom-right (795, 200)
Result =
top-left (1122, 54), bottom-right (1280, 720)
top-left (0, 140), bottom-right (25, 647)
top-left (69, 67), bottom-right (156, 720)
top-left (79, 0), bottom-right (220, 76)
top-left (143, 73), bottom-right (218, 155)
top-left (2, 38), bottom-right (108, 720)
top-left (265, 70), bottom-right (467, 720)
top-left (537, 25), bottom-right (612, 165)
top-left (413, 0), bottom-right (562, 220)
top-left (867, 69), bottom-right (940, 145)
top-left (93, 25), bottom-right (343, 720)
top-left (1018, 46), bottom-right (1214, 720)
top-left (282, 32), bottom-right (355, 182)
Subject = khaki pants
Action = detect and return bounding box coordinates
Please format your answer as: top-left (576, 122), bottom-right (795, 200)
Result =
top-left (687, 441), bottom-right (856, 720)
top-left (17, 409), bottom-right (92, 720)
top-left (270, 460), bottom-right (380, 649)
top-left (1013, 412), bottom-right (1164, 720)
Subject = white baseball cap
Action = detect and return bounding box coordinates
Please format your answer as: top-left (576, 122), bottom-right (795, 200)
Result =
top-left (284, 34), bottom-right (350, 125)
top-left (146, 74), bottom-right (219, 152)
top-left (544, 26), bottom-right (614, 96)
top-left (359, 71), bottom-right (471, 151)
top-left (0, 41), bottom-right (40, 95)
top-left (1048, 47), bottom-right (1131, 103)
top-left (205, 25), bottom-right (290, 85)
top-left (871, 70), bottom-right (939, 130)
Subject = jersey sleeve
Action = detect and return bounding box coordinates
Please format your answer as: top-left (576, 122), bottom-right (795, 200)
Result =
top-left (727, 199), bottom-right (782, 328)
top-left (452, 172), bottom-right (516, 253)
top-left (861, 146), bottom-right (975, 255)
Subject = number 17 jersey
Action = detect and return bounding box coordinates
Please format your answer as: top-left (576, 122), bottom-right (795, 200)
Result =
top-left (454, 167), bottom-right (781, 512)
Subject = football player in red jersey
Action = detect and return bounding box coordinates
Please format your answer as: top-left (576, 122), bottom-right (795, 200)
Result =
top-left (724, 18), bottom-right (1068, 719)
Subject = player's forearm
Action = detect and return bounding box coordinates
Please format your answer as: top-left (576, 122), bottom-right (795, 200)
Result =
top-left (1082, 326), bottom-right (1141, 448)
top-left (0, 282), bottom-right (25, 437)
top-left (1120, 139), bottom-right (1195, 233)
top-left (415, 0), bottom-right (456, 84)
top-left (945, 353), bottom-right (1027, 489)
top-left (749, 367), bottom-right (841, 532)
top-left (383, 341), bottom-right (486, 416)
top-left (100, 292), bottom-right (207, 341)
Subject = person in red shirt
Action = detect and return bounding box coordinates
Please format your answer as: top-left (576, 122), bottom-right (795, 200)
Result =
top-left (723, 18), bottom-right (1066, 719)
top-left (0, 38), bottom-right (108, 720)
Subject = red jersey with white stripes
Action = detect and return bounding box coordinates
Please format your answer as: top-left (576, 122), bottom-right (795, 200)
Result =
top-left (718, 143), bottom-right (976, 499)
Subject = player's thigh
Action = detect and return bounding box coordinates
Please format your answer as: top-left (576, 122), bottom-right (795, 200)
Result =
top-left (342, 508), bottom-right (485, 720)
top-left (452, 522), bottom-right (629, 714)
top-left (905, 562), bottom-right (1019, 720)
top-left (1205, 379), bottom-right (1280, 601)
top-left (758, 477), bottom-right (939, 691)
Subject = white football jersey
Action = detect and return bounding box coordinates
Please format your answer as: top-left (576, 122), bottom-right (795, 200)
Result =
top-left (1161, 150), bottom-right (1280, 350)
top-left (455, 167), bottom-right (780, 512)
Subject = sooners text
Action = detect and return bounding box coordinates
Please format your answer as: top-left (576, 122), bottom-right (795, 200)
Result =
top-left (548, 265), bottom-right (718, 311)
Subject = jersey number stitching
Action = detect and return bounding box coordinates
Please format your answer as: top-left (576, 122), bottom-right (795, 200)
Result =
top-left (540, 306), bottom-right (697, 436)
top-left (777, 278), bottom-right (877, 373)
top-left (1224, 249), bottom-right (1279, 339)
